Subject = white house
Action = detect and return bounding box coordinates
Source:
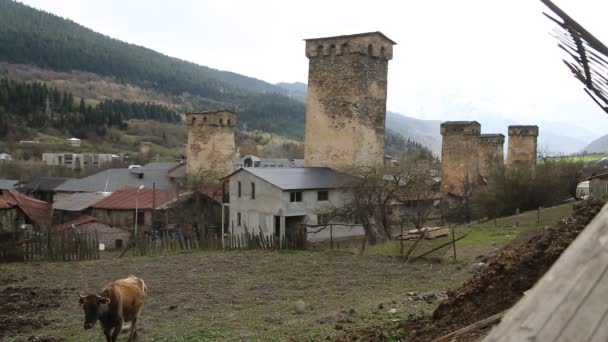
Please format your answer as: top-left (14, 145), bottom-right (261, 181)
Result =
top-left (0, 153), bottom-right (11, 161)
top-left (224, 167), bottom-right (365, 243)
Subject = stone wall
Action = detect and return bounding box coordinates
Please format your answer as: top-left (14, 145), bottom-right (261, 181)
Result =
top-left (304, 32), bottom-right (395, 170)
top-left (186, 110), bottom-right (236, 177)
top-left (75, 221), bottom-right (131, 249)
top-left (507, 125), bottom-right (539, 168)
top-left (440, 121), bottom-right (481, 196)
top-left (478, 134), bottom-right (505, 177)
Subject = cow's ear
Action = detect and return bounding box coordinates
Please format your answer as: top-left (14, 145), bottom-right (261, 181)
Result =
top-left (98, 296), bottom-right (110, 305)
top-left (78, 293), bottom-right (86, 304)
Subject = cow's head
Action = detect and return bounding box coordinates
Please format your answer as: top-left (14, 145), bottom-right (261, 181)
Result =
top-left (78, 293), bottom-right (110, 330)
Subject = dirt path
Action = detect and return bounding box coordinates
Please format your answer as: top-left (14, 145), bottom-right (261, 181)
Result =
top-left (0, 250), bottom-right (471, 341)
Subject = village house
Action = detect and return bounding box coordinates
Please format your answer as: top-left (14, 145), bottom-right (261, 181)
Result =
top-left (0, 153), bottom-right (11, 161)
top-left (24, 177), bottom-right (70, 203)
top-left (42, 152), bottom-right (118, 170)
top-left (58, 216), bottom-right (130, 249)
top-left (224, 167), bottom-right (364, 243)
top-left (587, 172), bottom-right (608, 198)
top-left (0, 189), bottom-right (52, 231)
top-left (66, 137), bottom-right (81, 147)
top-left (235, 155), bottom-right (304, 169)
top-left (52, 192), bottom-right (110, 223)
top-left (89, 187), bottom-right (176, 230)
top-left (48, 162), bottom-right (183, 202)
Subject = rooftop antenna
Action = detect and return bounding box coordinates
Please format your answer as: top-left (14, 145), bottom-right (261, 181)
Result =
top-left (104, 171), bottom-right (110, 192)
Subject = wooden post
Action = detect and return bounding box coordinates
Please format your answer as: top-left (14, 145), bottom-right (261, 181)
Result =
top-left (400, 221), bottom-right (404, 259)
top-left (330, 224), bottom-right (334, 250)
top-left (515, 208), bottom-right (520, 227)
top-left (537, 206), bottom-right (541, 224)
top-left (451, 225), bottom-right (457, 259)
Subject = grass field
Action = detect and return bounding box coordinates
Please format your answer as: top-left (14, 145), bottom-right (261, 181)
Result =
top-left (0, 203), bottom-right (575, 342)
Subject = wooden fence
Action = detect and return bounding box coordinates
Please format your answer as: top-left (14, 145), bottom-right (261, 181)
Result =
top-left (131, 230), bottom-right (304, 255)
top-left (0, 230), bottom-right (99, 263)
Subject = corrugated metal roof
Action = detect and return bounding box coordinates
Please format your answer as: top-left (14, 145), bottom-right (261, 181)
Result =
top-left (0, 190), bottom-right (52, 226)
top-left (0, 179), bottom-right (18, 190)
top-left (92, 187), bottom-right (176, 210)
top-left (229, 167), bottom-right (357, 190)
top-left (55, 168), bottom-right (176, 192)
top-left (26, 177), bottom-right (70, 191)
top-left (53, 192), bottom-right (110, 211)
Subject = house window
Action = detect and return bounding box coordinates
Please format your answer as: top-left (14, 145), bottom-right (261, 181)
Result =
top-left (237, 212), bottom-right (241, 226)
top-left (290, 191), bottom-right (302, 202)
top-left (317, 190), bottom-right (329, 201)
top-left (238, 181), bottom-right (241, 197)
top-left (251, 182), bottom-right (255, 199)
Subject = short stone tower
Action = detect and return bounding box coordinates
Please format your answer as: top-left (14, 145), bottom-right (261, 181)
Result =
top-left (303, 32), bottom-right (396, 170)
top-left (185, 110), bottom-right (237, 177)
top-left (507, 125), bottom-right (539, 168)
top-left (478, 134), bottom-right (505, 177)
top-left (440, 121), bottom-right (481, 196)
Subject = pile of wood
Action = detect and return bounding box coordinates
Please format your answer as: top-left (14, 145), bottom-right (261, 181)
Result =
top-left (398, 227), bottom-right (449, 240)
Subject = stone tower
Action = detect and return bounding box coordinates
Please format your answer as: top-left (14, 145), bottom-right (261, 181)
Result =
top-left (303, 32), bottom-right (396, 170)
top-left (440, 121), bottom-right (481, 196)
top-left (507, 125), bottom-right (539, 168)
top-left (478, 134), bottom-right (505, 177)
top-left (185, 110), bottom-right (237, 177)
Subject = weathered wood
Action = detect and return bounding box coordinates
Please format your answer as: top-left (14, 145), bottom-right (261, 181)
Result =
top-left (433, 310), bottom-right (506, 342)
top-left (410, 234), bottom-right (468, 261)
top-left (484, 203), bottom-right (608, 341)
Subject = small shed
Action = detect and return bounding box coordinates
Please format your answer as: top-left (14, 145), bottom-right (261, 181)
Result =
top-left (587, 172), bottom-right (608, 198)
top-left (67, 137), bottom-right (81, 147)
top-left (59, 216), bottom-right (130, 249)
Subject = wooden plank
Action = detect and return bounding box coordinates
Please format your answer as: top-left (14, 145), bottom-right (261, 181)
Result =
top-left (434, 310), bottom-right (506, 341)
top-left (484, 203), bottom-right (608, 341)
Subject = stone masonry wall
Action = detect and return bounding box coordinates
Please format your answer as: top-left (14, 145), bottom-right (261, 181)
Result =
top-left (440, 122), bottom-right (481, 196)
top-left (478, 134), bottom-right (505, 178)
top-left (304, 33), bottom-right (395, 170)
top-left (75, 221), bottom-right (131, 249)
top-left (507, 125), bottom-right (539, 168)
top-left (186, 111), bottom-right (236, 177)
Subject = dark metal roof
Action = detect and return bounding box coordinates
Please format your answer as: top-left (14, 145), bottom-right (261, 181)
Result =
top-left (54, 168), bottom-right (176, 193)
top-left (0, 179), bottom-right (18, 190)
top-left (230, 167), bottom-right (358, 190)
top-left (26, 177), bottom-right (70, 191)
top-left (304, 31), bottom-right (397, 45)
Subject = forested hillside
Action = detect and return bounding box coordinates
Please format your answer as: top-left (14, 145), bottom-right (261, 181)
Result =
top-left (0, 78), bottom-right (180, 138)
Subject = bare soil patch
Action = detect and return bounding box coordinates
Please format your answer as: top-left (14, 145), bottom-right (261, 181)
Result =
top-left (0, 250), bottom-right (470, 341)
top-left (338, 199), bottom-right (603, 341)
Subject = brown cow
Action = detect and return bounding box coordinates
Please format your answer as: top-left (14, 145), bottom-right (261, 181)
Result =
top-left (78, 275), bottom-right (147, 342)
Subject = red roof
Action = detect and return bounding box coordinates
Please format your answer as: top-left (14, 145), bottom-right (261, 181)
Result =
top-left (57, 215), bottom-right (128, 231)
top-left (92, 187), bottom-right (176, 210)
top-left (199, 185), bottom-right (223, 204)
top-left (0, 190), bottom-right (52, 226)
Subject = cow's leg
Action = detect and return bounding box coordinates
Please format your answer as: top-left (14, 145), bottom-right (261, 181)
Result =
top-left (103, 328), bottom-right (112, 342)
top-left (128, 317), bottom-right (138, 342)
top-left (111, 320), bottom-right (123, 342)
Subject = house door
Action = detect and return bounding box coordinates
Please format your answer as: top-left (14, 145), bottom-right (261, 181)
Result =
top-left (274, 216), bottom-right (281, 237)
top-left (285, 216), bottom-right (305, 248)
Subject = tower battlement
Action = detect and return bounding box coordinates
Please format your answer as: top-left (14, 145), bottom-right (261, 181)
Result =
top-left (304, 32), bottom-right (395, 60)
top-left (440, 121), bottom-right (481, 135)
top-left (479, 134), bottom-right (505, 144)
top-left (185, 110), bottom-right (236, 127)
top-left (508, 125), bottom-right (539, 137)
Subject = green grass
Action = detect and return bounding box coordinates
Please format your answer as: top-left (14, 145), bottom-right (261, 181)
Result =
top-left (356, 203), bottom-right (574, 261)
top-left (545, 154), bottom-right (608, 164)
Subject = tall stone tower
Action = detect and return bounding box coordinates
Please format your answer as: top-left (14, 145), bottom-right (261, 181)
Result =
top-left (507, 125), bottom-right (539, 168)
top-left (185, 110), bottom-right (237, 177)
top-left (478, 134), bottom-right (505, 177)
top-left (440, 121), bottom-right (481, 196)
top-left (303, 32), bottom-right (396, 170)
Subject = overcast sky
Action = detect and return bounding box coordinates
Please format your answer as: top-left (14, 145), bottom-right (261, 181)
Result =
top-left (21, 0), bottom-right (608, 137)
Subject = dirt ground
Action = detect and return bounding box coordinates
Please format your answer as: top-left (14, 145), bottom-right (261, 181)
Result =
top-left (0, 250), bottom-right (471, 341)
top-left (337, 199), bottom-right (603, 342)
